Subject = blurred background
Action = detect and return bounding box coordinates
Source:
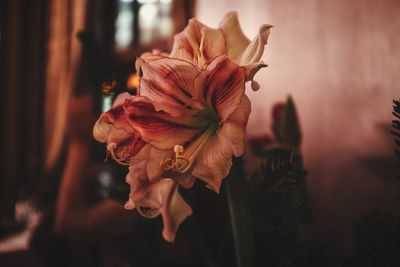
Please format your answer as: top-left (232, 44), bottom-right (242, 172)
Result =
top-left (0, 0), bottom-right (399, 266)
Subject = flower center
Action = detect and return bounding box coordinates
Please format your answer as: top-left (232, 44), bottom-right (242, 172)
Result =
top-left (161, 108), bottom-right (220, 174)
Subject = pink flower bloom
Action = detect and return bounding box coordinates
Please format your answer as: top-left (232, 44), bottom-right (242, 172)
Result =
top-left (169, 11), bottom-right (272, 91)
top-left (94, 55), bottom-right (251, 241)
top-left (134, 55), bottom-right (251, 192)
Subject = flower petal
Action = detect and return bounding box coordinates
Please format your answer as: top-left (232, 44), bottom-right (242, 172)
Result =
top-left (169, 18), bottom-right (206, 65)
top-left (93, 96), bottom-right (148, 164)
top-left (124, 96), bottom-right (204, 149)
top-left (191, 134), bottom-right (233, 193)
top-left (198, 28), bottom-right (226, 68)
top-left (125, 161), bottom-right (163, 209)
top-left (219, 95), bottom-right (251, 157)
top-left (194, 56), bottom-right (245, 121)
top-left (160, 181), bottom-right (192, 242)
top-left (239, 24), bottom-right (272, 65)
top-left (242, 62), bottom-right (268, 91)
top-left (137, 57), bottom-right (205, 117)
top-left (219, 11), bottom-right (250, 63)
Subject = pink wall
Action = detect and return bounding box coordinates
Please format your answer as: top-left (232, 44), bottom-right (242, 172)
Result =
top-left (197, 0), bottom-right (400, 262)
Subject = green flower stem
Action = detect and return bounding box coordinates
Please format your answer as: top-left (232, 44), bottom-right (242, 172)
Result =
top-left (225, 157), bottom-right (256, 267)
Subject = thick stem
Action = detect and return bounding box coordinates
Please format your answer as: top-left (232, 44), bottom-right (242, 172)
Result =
top-left (225, 157), bottom-right (256, 267)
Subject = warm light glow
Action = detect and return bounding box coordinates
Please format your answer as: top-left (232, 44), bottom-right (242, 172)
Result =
top-left (127, 73), bottom-right (140, 90)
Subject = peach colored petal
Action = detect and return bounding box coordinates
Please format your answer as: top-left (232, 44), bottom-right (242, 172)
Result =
top-left (169, 18), bottom-right (206, 65)
top-left (218, 95), bottom-right (251, 157)
top-left (198, 28), bottom-right (226, 68)
top-left (137, 57), bottom-right (205, 116)
top-left (160, 181), bottom-right (192, 242)
top-left (191, 134), bottom-right (233, 193)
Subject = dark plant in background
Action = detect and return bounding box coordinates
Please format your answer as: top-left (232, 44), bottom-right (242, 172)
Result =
top-left (391, 100), bottom-right (400, 195)
top-left (248, 149), bottom-right (317, 266)
top-left (245, 97), bottom-right (324, 266)
top-left (349, 209), bottom-right (400, 267)
top-left (347, 100), bottom-right (400, 266)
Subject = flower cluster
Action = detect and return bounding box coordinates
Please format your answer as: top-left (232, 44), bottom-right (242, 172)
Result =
top-left (93, 11), bottom-right (271, 242)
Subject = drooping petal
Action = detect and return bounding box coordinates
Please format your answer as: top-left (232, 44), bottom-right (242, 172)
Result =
top-left (242, 62), bottom-right (268, 91)
top-left (160, 181), bottom-right (192, 242)
top-left (191, 134), bottom-right (233, 193)
top-left (169, 18), bottom-right (206, 64)
top-left (219, 11), bottom-right (250, 63)
top-left (124, 96), bottom-right (204, 150)
top-left (125, 167), bottom-right (192, 242)
top-left (194, 56), bottom-right (245, 121)
top-left (125, 161), bottom-right (163, 210)
top-left (198, 28), bottom-right (226, 68)
top-left (218, 95), bottom-right (251, 157)
top-left (137, 57), bottom-right (205, 116)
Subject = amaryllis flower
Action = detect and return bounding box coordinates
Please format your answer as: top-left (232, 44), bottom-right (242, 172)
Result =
top-left (133, 55), bottom-right (251, 192)
top-left (169, 11), bottom-right (272, 91)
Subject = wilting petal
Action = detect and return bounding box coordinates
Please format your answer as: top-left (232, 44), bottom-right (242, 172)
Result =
top-left (160, 181), bottom-right (192, 242)
top-left (192, 134), bottom-right (233, 192)
top-left (170, 18), bottom-right (206, 64)
top-left (137, 57), bottom-right (205, 116)
top-left (219, 11), bottom-right (250, 63)
top-left (239, 24), bottom-right (272, 65)
top-left (219, 95), bottom-right (251, 157)
top-left (124, 96), bottom-right (204, 149)
top-left (198, 28), bottom-right (226, 68)
top-left (195, 56), bottom-right (245, 121)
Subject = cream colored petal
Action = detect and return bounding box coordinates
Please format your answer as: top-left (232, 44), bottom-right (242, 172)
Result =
top-left (199, 28), bottom-right (226, 68)
top-left (219, 11), bottom-right (250, 63)
top-left (239, 24), bottom-right (272, 65)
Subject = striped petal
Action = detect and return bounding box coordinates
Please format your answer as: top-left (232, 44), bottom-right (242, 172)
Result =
top-left (137, 57), bottom-right (205, 117)
top-left (218, 95), bottom-right (251, 157)
top-left (93, 93), bottom-right (147, 164)
top-left (194, 56), bottom-right (245, 121)
top-left (124, 96), bottom-right (204, 150)
top-left (191, 134), bottom-right (233, 192)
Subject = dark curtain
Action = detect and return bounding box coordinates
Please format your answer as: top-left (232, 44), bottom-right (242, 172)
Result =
top-left (0, 0), bottom-right (48, 222)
